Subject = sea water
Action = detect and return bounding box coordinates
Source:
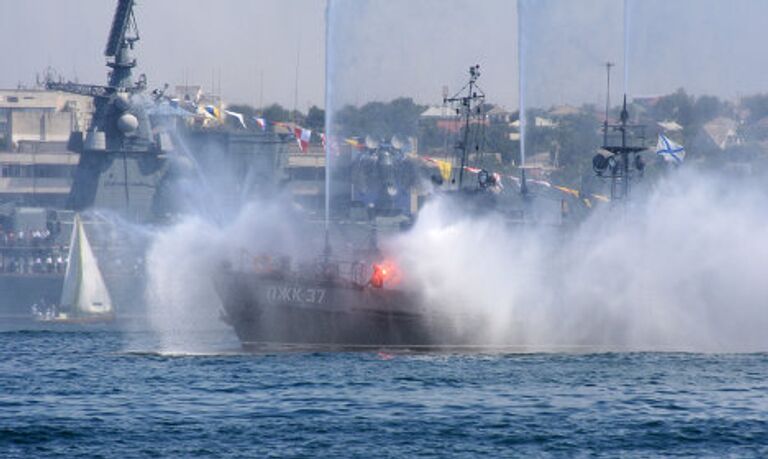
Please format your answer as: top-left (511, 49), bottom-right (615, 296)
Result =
top-left (1, 328), bottom-right (767, 458)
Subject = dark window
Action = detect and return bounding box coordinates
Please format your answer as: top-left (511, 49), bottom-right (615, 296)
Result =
top-left (1, 165), bottom-right (22, 177)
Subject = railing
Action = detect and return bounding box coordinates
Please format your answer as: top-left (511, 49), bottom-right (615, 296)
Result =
top-left (0, 258), bottom-right (66, 275)
top-left (237, 249), bottom-right (375, 287)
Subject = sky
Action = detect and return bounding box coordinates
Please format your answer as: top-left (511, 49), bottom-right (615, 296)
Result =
top-left (2, 0), bottom-right (768, 111)
top-left (0, 0), bottom-right (326, 111)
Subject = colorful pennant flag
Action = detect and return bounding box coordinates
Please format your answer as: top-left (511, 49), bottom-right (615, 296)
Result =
top-left (224, 110), bottom-right (247, 129)
top-left (204, 105), bottom-right (221, 119)
top-left (422, 157), bottom-right (453, 182)
top-left (493, 172), bottom-right (504, 189)
top-left (294, 126), bottom-right (312, 153)
top-left (553, 185), bottom-right (580, 198)
top-left (344, 137), bottom-right (363, 149)
top-left (254, 117), bottom-right (267, 131)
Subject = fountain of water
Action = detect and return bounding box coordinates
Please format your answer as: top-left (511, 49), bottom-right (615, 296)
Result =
top-left (518, 0), bottom-right (527, 172)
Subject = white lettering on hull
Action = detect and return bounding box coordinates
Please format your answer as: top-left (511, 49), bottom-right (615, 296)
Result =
top-left (265, 286), bottom-right (327, 304)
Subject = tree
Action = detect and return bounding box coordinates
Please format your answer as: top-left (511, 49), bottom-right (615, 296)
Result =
top-left (305, 105), bottom-right (325, 131)
top-left (693, 95), bottom-right (723, 126)
top-left (485, 123), bottom-right (517, 164)
top-left (333, 98), bottom-right (427, 139)
top-left (550, 110), bottom-right (602, 186)
top-left (741, 94), bottom-right (768, 123)
top-left (261, 103), bottom-right (291, 123)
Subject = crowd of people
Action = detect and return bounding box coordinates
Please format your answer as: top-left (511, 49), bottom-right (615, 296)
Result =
top-left (0, 223), bottom-right (68, 274)
top-left (0, 226), bottom-right (59, 248)
top-left (0, 246), bottom-right (67, 274)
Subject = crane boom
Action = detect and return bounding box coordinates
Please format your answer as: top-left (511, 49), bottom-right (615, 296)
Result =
top-left (105, 0), bottom-right (136, 57)
top-left (45, 81), bottom-right (111, 99)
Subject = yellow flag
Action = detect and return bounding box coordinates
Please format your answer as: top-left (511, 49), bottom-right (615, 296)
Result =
top-left (554, 185), bottom-right (580, 198)
top-left (434, 158), bottom-right (453, 182)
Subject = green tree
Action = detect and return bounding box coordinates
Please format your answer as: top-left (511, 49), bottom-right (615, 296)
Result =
top-left (741, 94), bottom-right (768, 122)
top-left (261, 103), bottom-right (291, 123)
top-left (692, 95), bottom-right (723, 126)
top-left (485, 123), bottom-right (517, 164)
top-left (333, 98), bottom-right (426, 139)
top-left (550, 111), bottom-right (602, 186)
top-left (305, 105), bottom-right (325, 132)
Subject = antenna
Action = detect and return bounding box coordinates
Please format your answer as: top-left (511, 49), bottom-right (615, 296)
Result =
top-left (293, 35), bottom-right (301, 123)
top-left (604, 62), bottom-right (614, 146)
top-left (259, 70), bottom-right (264, 109)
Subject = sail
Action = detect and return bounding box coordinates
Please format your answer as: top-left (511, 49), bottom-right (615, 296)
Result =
top-left (60, 215), bottom-right (113, 316)
top-left (59, 215), bottom-right (80, 311)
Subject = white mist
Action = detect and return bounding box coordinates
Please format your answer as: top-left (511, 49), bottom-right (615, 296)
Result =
top-left (390, 170), bottom-right (768, 352)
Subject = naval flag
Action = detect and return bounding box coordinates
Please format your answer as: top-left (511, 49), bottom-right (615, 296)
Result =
top-left (656, 134), bottom-right (686, 164)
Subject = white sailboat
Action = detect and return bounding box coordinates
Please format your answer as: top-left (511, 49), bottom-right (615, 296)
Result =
top-left (35, 214), bottom-right (114, 323)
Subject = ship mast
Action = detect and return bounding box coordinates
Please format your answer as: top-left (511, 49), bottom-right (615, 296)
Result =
top-left (105, 0), bottom-right (140, 90)
top-left (593, 93), bottom-right (646, 205)
top-left (444, 65), bottom-right (485, 189)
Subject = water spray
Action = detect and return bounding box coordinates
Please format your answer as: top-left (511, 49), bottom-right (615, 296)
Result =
top-left (517, 0), bottom-right (528, 196)
top-left (324, 2), bottom-right (333, 258)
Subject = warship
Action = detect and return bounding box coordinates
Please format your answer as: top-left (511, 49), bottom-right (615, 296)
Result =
top-left (213, 128), bottom-right (433, 348)
top-left (0, 0), bottom-right (287, 320)
top-left (214, 257), bottom-right (485, 349)
top-left (213, 66), bottom-right (517, 348)
top-left (214, 63), bottom-right (649, 348)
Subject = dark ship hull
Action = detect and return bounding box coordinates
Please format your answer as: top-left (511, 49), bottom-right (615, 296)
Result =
top-left (214, 268), bottom-right (476, 350)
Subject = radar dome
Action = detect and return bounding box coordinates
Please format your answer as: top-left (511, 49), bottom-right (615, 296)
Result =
top-left (117, 113), bottom-right (139, 134)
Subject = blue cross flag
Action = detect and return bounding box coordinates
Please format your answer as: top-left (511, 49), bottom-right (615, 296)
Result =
top-left (656, 134), bottom-right (686, 164)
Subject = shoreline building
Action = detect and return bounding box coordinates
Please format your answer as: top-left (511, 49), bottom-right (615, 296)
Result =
top-left (0, 89), bottom-right (94, 208)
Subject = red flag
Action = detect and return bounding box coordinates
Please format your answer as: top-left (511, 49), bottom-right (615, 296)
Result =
top-left (293, 126), bottom-right (312, 153)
